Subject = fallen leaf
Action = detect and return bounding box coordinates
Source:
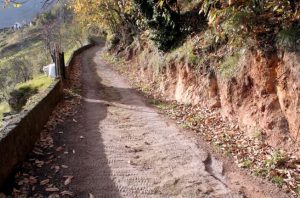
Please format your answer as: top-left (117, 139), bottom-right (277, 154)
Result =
top-left (40, 179), bottom-right (50, 185)
top-left (29, 176), bottom-right (37, 184)
top-left (61, 165), bottom-right (69, 169)
top-left (61, 191), bottom-right (74, 196)
top-left (48, 194), bottom-right (60, 198)
top-left (64, 176), bottom-right (74, 186)
top-left (54, 166), bottom-right (60, 173)
top-left (46, 187), bottom-right (59, 192)
top-left (35, 160), bottom-right (44, 168)
top-left (56, 146), bottom-right (64, 152)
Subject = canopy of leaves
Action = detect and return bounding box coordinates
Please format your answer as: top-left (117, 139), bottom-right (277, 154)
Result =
top-left (71, 0), bottom-right (135, 36)
top-left (199, 0), bottom-right (300, 48)
top-left (70, 0), bottom-right (300, 52)
top-left (134, 0), bottom-right (181, 51)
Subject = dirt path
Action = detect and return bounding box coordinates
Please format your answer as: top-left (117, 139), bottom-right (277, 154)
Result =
top-left (56, 45), bottom-right (245, 197)
top-left (54, 44), bottom-right (289, 198)
top-left (4, 45), bottom-right (289, 198)
top-left (60, 45), bottom-right (292, 198)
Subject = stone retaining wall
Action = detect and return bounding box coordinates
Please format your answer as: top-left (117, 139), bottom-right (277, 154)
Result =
top-left (0, 43), bottom-right (95, 188)
top-left (0, 81), bottom-right (63, 188)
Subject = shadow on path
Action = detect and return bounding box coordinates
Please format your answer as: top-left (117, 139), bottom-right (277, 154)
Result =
top-left (56, 45), bottom-right (144, 197)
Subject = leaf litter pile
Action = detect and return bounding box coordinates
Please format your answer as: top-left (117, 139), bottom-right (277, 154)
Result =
top-left (154, 103), bottom-right (300, 196)
top-left (105, 55), bottom-right (300, 198)
top-left (0, 56), bottom-right (82, 198)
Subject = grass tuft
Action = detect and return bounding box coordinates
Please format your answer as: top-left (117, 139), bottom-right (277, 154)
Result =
top-left (277, 26), bottom-right (300, 52)
top-left (219, 54), bottom-right (240, 78)
top-left (0, 102), bottom-right (10, 128)
top-left (271, 175), bottom-right (284, 187)
top-left (16, 75), bottom-right (53, 92)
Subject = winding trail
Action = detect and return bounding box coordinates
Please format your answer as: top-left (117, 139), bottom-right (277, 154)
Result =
top-left (56, 45), bottom-right (243, 198)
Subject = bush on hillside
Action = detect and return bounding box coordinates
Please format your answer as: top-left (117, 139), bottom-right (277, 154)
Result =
top-left (134, 0), bottom-right (182, 51)
top-left (277, 24), bottom-right (300, 52)
top-left (8, 86), bottom-right (38, 112)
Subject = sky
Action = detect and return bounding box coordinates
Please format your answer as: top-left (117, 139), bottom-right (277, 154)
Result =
top-left (0, 0), bottom-right (45, 28)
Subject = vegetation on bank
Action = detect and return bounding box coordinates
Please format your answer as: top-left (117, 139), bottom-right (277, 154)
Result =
top-left (73, 0), bottom-right (299, 49)
top-left (72, 0), bottom-right (300, 76)
top-left (16, 74), bottom-right (52, 90)
top-left (0, 75), bottom-right (53, 128)
top-left (11, 75), bottom-right (53, 110)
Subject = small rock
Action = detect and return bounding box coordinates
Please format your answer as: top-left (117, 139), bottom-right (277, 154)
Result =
top-left (128, 160), bottom-right (137, 165)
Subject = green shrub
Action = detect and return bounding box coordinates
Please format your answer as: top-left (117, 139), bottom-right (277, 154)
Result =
top-left (8, 86), bottom-right (38, 112)
top-left (277, 25), bottom-right (300, 51)
top-left (263, 150), bottom-right (287, 170)
top-left (271, 175), bottom-right (284, 187)
top-left (8, 75), bottom-right (52, 112)
top-left (240, 158), bottom-right (253, 168)
top-left (134, 0), bottom-right (182, 51)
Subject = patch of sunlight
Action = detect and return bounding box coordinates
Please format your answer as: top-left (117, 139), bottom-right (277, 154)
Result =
top-left (16, 75), bottom-right (53, 93)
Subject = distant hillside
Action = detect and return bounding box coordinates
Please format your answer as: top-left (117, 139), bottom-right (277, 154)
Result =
top-left (0, 1), bottom-right (45, 28)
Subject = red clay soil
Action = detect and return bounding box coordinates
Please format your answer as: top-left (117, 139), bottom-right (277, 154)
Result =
top-left (1, 45), bottom-right (290, 198)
